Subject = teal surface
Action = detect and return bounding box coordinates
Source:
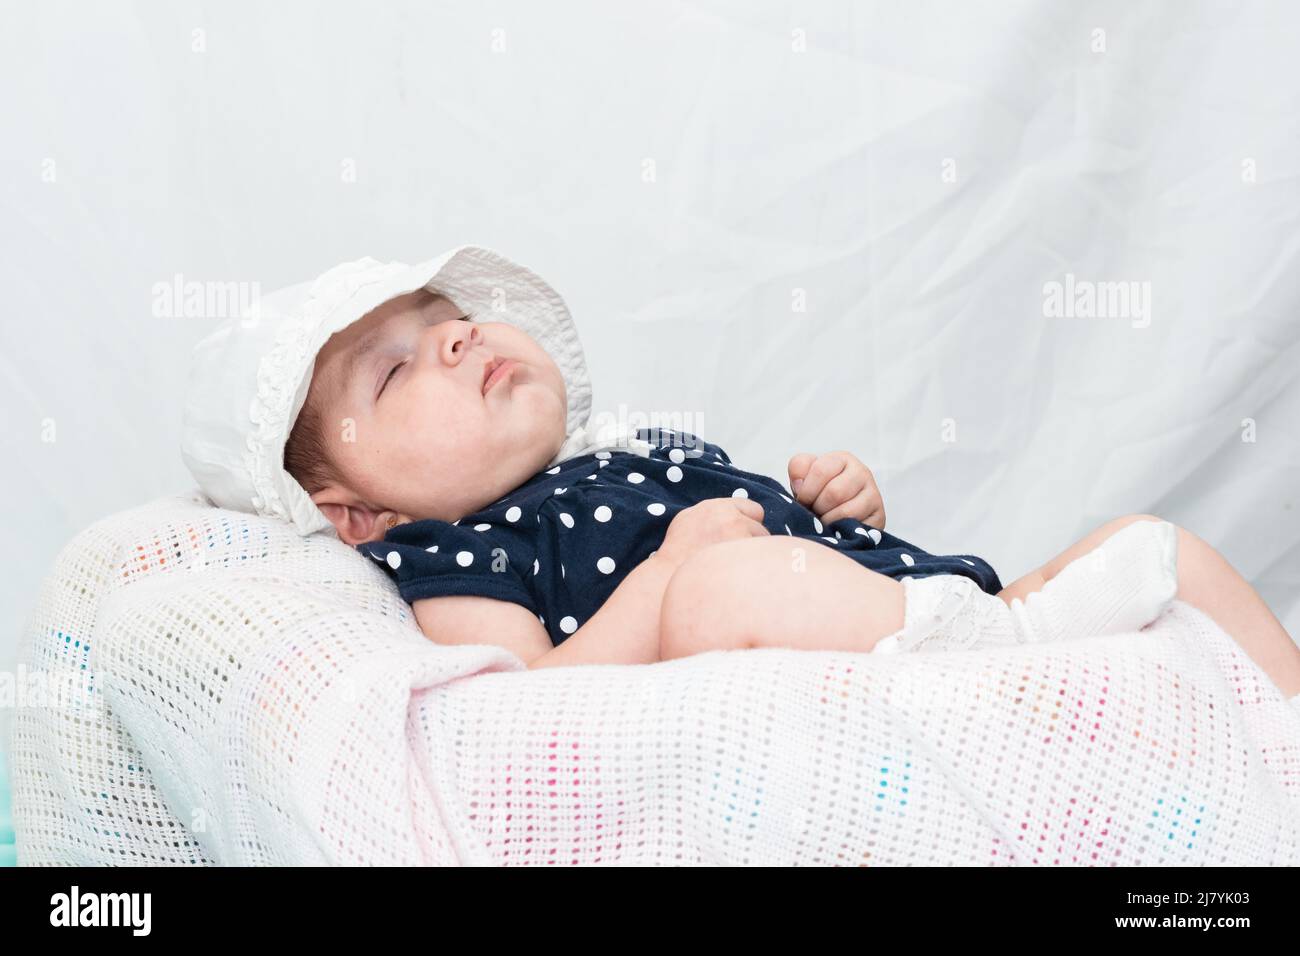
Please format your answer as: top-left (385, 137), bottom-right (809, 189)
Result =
top-left (0, 750), bottom-right (15, 866)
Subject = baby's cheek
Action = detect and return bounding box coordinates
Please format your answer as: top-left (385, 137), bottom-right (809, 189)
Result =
top-left (381, 444), bottom-right (421, 482)
top-left (349, 432), bottom-right (409, 488)
top-left (393, 445), bottom-right (448, 491)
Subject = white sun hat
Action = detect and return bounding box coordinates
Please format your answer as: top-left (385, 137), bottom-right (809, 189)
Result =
top-left (180, 244), bottom-right (646, 537)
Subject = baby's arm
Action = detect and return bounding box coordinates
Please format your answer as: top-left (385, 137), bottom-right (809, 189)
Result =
top-left (411, 498), bottom-right (769, 668)
top-left (413, 552), bottom-right (679, 669)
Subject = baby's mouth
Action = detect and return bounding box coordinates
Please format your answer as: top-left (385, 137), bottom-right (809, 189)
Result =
top-left (482, 357), bottom-right (517, 395)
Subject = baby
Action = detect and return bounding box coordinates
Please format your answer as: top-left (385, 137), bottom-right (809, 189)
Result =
top-left (275, 280), bottom-right (1300, 694)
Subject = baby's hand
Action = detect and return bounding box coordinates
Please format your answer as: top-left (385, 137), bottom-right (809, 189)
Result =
top-left (787, 451), bottom-right (885, 529)
top-left (655, 498), bottom-right (769, 570)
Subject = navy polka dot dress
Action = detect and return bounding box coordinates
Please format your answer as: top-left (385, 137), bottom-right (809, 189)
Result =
top-left (359, 428), bottom-right (1003, 647)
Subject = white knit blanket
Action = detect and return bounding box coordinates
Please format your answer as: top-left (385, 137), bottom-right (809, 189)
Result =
top-left (10, 494), bottom-right (1300, 864)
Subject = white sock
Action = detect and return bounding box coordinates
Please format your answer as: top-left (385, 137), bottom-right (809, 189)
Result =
top-left (1007, 519), bottom-right (1178, 644)
top-left (873, 574), bottom-right (1024, 655)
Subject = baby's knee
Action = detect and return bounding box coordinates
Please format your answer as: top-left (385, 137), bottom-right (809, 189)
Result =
top-left (658, 543), bottom-right (743, 659)
top-left (658, 538), bottom-right (771, 659)
top-left (1103, 513), bottom-right (1182, 540)
top-left (1116, 512), bottom-right (1166, 529)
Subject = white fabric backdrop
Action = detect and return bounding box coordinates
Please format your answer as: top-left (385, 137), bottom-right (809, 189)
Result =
top-left (4, 1), bottom-right (1299, 756)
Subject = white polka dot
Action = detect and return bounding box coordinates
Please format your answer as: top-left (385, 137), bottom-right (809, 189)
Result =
top-left (780, 494), bottom-right (792, 503)
top-left (546, 465), bottom-right (560, 474)
top-left (594, 505), bottom-right (613, 522)
top-left (368, 551), bottom-right (383, 561)
top-left (732, 487), bottom-right (748, 498)
top-left (474, 523), bottom-right (491, 531)
top-left (647, 502), bottom-right (666, 516)
top-left (456, 550), bottom-right (474, 567)
top-left (834, 530), bottom-right (842, 539)
top-left (586, 474), bottom-right (597, 480)
top-left (813, 516), bottom-right (823, 534)
top-left (559, 512), bottom-right (574, 528)
top-left (532, 558), bottom-right (540, 575)
top-left (853, 527), bottom-right (869, 537)
top-left (596, 556), bottom-right (616, 574)
top-left (554, 487), bottom-right (567, 495)
top-left (505, 506), bottom-right (522, 522)
top-left (784, 524), bottom-right (792, 535)
top-left (386, 551), bottom-right (401, 569)
top-left (821, 536), bottom-right (837, 544)
top-left (561, 563), bottom-right (566, 578)
top-left (452, 518), bottom-right (460, 526)
top-left (961, 558), bottom-right (975, 566)
top-left (595, 451), bottom-right (611, 460)
top-left (627, 472), bottom-right (644, 484)
top-left (559, 615), bottom-right (578, 634)
top-left (868, 528), bottom-right (882, 545)
top-left (666, 465), bottom-right (683, 482)
top-left (668, 447), bottom-right (685, 464)
top-left (425, 545), bottom-right (439, 554)
top-left (538, 614), bottom-right (545, 625)
top-left (900, 553), bottom-right (915, 567)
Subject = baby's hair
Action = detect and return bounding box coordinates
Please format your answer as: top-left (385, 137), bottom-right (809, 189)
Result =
top-left (283, 386), bottom-right (340, 496)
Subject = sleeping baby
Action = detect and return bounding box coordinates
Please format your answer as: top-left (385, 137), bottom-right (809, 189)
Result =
top-left (183, 246), bottom-right (1300, 694)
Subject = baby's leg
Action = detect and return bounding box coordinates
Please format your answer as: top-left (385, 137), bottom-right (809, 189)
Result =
top-left (999, 517), bottom-right (1179, 643)
top-left (998, 515), bottom-right (1170, 603)
top-left (999, 514), bottom-right (1300, 697)
top-left (657, 536), bottom-right (905, 659)
top-left (657, 538), bottom-right (1025, 660)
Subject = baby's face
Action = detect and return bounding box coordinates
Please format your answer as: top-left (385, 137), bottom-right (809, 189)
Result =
top-left (306, 288), bottom-right (568, 544)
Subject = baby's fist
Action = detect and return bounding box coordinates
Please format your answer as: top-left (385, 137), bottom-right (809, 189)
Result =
top-left (787, 451), bottom-right (885, 529)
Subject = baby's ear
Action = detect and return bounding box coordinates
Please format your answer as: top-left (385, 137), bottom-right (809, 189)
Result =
top-left (311, 491), bottom-right (389, 546)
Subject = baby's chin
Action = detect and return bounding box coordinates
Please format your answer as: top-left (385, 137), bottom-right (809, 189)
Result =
top-left (401, 432), bottom-right (563, 523)
top-left (501, 387), bottom-right (568, 456)
top-left (497, 414), bottom-right (567, 482)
